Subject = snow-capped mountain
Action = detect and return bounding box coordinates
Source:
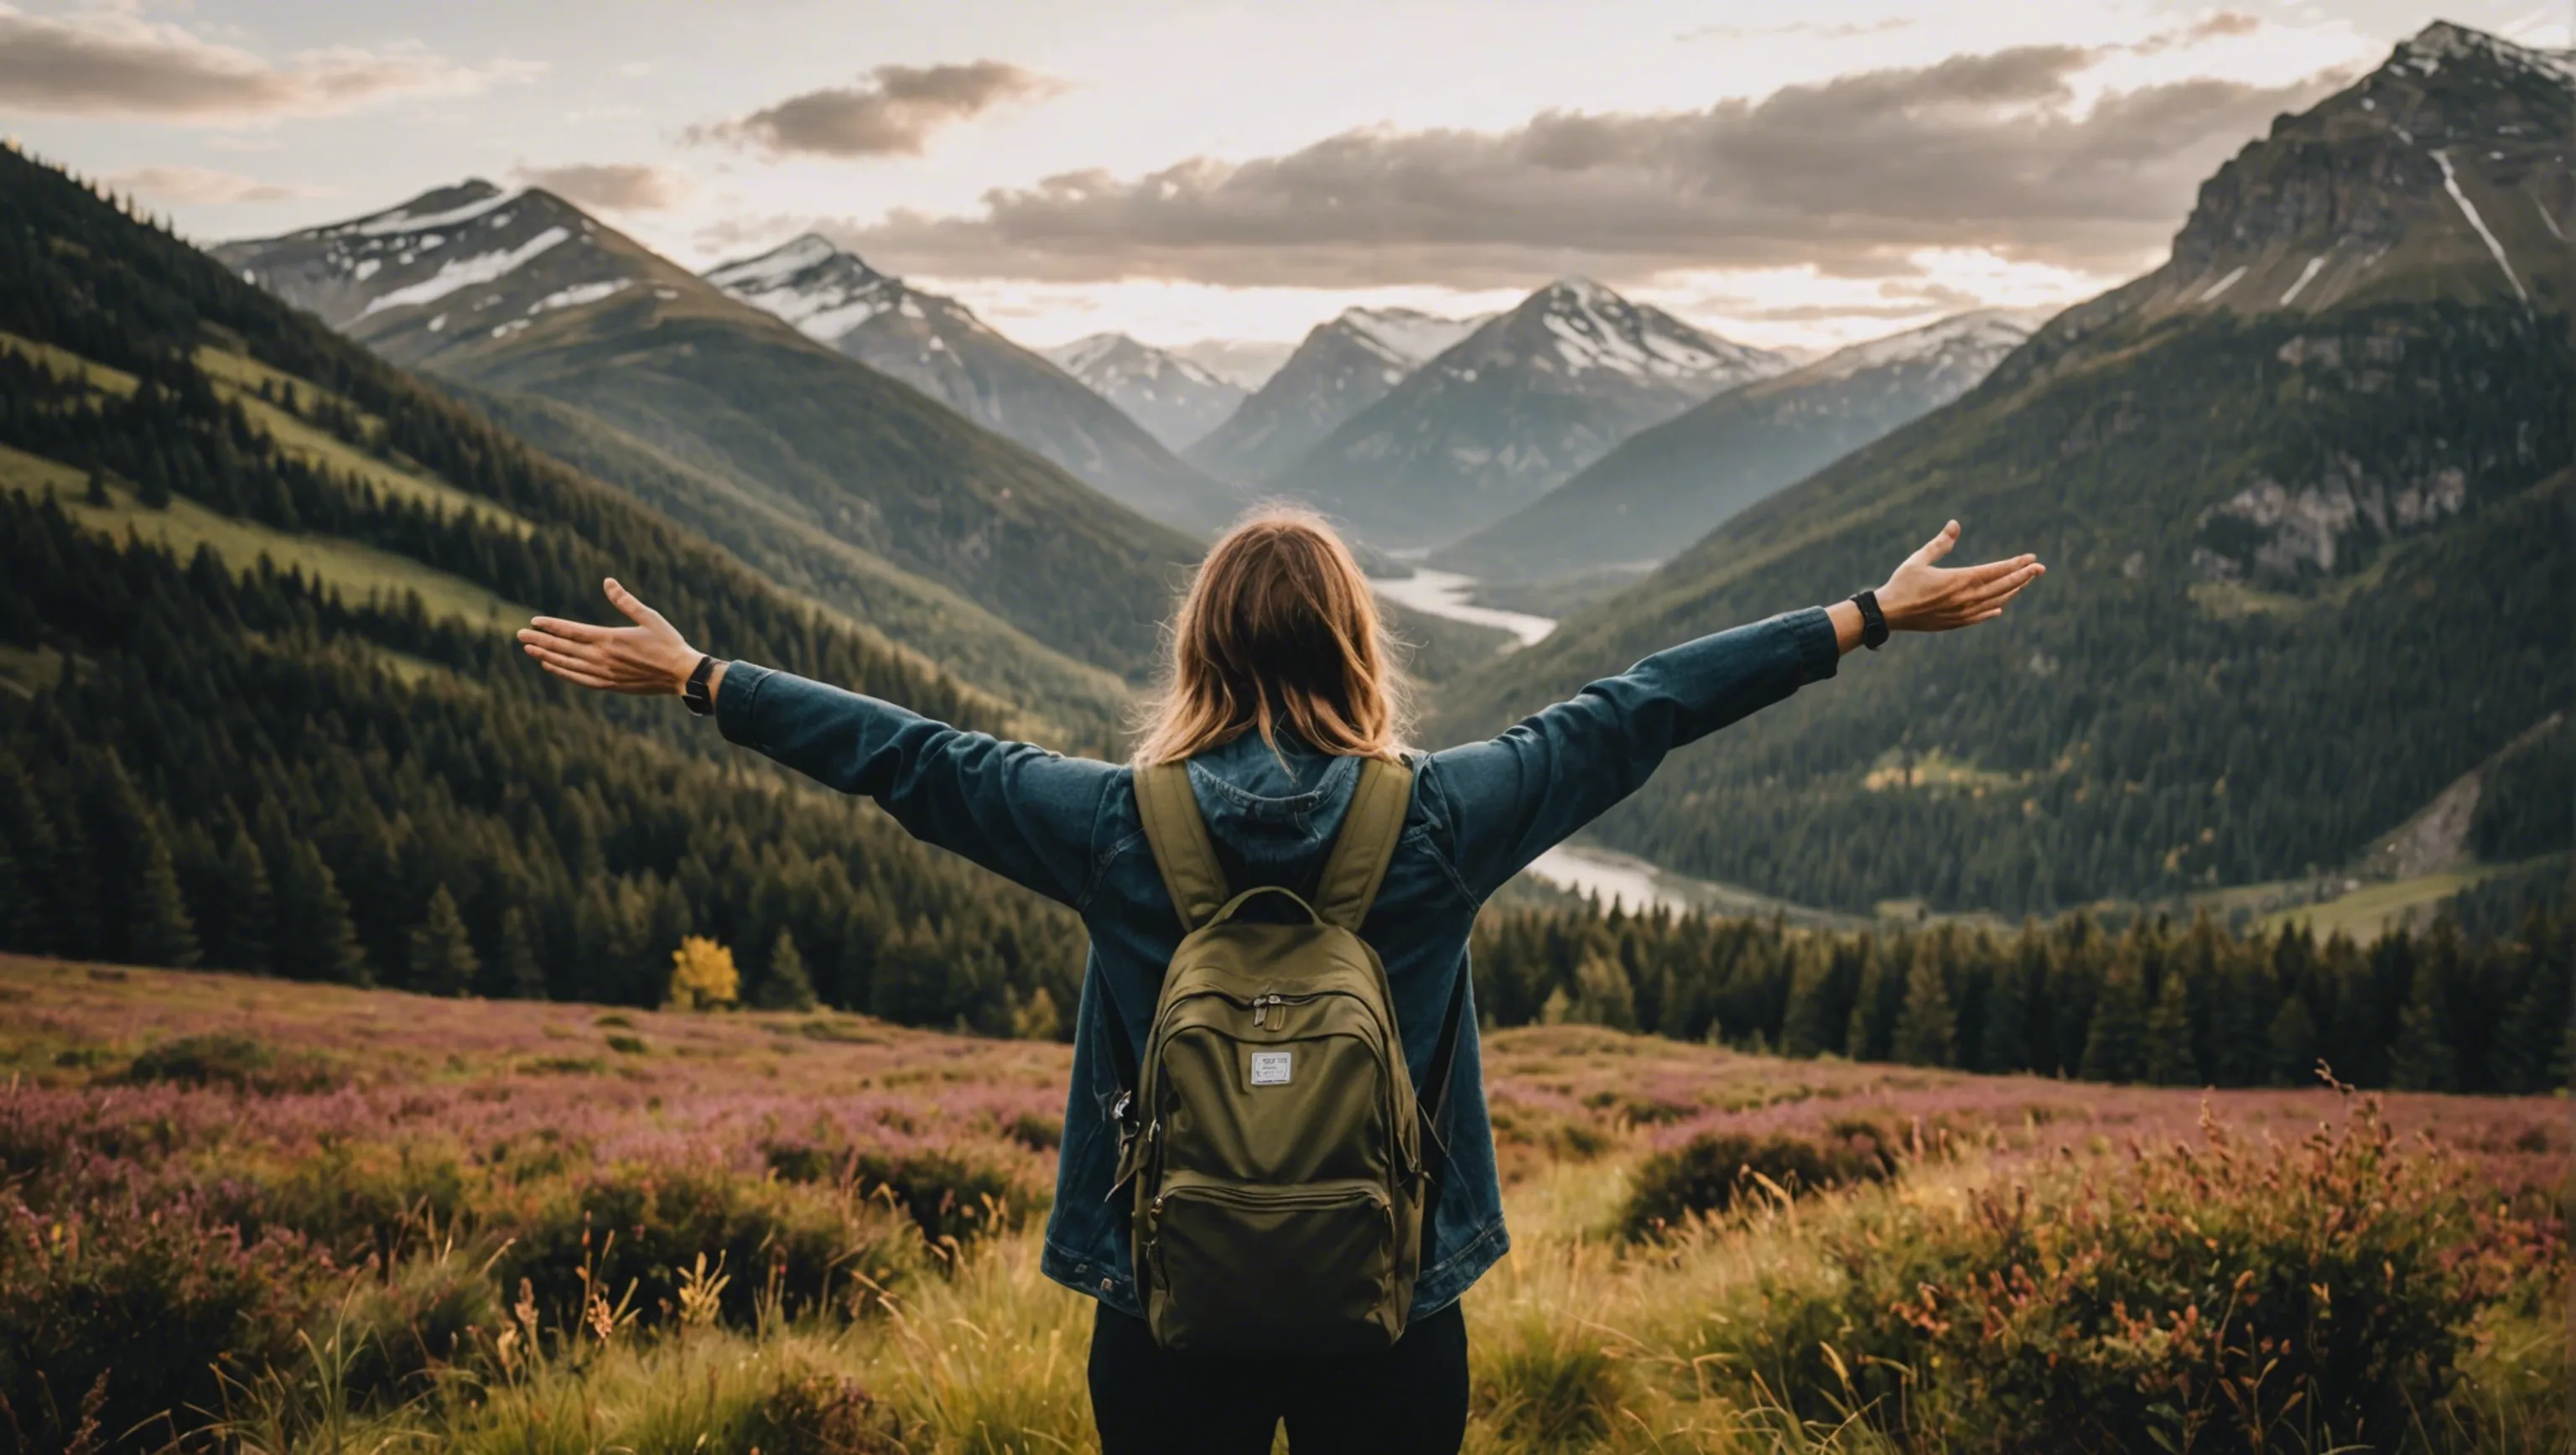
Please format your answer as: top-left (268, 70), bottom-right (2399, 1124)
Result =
top-left (1041, 333), bottom-right (1246, 451)
top-left (1439, 308), bottom-right (2048, 583)
top-left (211, 180), bottom-right (700, 365)
top-left (1264, 279), bottom-right (1788, 547)
top-left (704, 236), bottom-right (1242, 531)
top-left (1184, 308), bottom-right (1485, 486)
top-left (212, 182), bottom-right (1212, 678)
top-left (2016, 21), bottom-right (2570, 360)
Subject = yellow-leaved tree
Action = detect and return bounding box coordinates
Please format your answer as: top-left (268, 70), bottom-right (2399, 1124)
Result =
top-left (667, 936), bottom-right (739, 1011)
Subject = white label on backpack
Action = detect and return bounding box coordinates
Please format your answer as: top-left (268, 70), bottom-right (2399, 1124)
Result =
top-left (1249, 1051), bottom-right (1293, 1086)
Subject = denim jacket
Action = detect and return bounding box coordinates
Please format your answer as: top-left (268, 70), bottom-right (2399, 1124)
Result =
top-left (716, 605), bottom-right (1841, 1317)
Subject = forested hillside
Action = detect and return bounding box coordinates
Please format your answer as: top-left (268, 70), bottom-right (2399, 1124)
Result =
top-left (452, 382), bottom-right (1133, 741)
top-left (1437, 28), bottom-right (2573, 916)
top-left (215, 183), bottom-right (1202, 678)
top-left (1468, 892), bottom-right (2571, 1094)
top-left (0, 146), bottom-right (1086, 1025)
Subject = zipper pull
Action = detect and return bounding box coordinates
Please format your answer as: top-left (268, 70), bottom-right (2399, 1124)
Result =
top-left (1252, 998), bottom-right (1265, 1029)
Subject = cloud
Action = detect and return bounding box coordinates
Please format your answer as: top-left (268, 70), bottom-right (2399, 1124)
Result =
top-left (1680, 18), bottom-right (1916, 44)
top-left (514, 162), bottom-right (692, 210)
top-left (0, 5), bottom-right (538, 124)
top-left (2130, 11), bottom-right (2265, 55)
top-left (814, 45), bottom-right (2345, 290)
top-left (106, 164), bottom-right (335, 205)
top-left (683, 60), bottom-right (1061, 158)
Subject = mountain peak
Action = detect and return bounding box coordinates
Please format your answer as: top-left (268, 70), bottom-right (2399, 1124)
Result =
top-left (1478, 275), bottom-right (1787, 387)
top-left (2394, 20), bottom-right (2575, 82)
top-left (1539, 275), bottom-right (1618, 306)
top-left (2090, 18), bottom-right (2574, 323)
top-left (1335, 306), bottom-right (1484, 367)
top-left (701, 235), bottom-right (905, 341)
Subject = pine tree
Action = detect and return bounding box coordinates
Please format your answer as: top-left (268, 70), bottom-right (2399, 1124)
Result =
top-left (85, 757), bottom-right (198, 969)
top-left (407, 885), bottom-right (480, 997)
top-left (2209, 958), bottom-right (2268, 1087)
top-left (870, 919), bottom-right (948, 1025)
top-left (1779, 946), bottom-right (1841, 1057)
top-left (491, 907), bottom-right (547, 1000)
top-left (200, 823), bottom-right (275, 973)
top-left (2268, 994), bottom-right (2322, 1086)
top-left (1570, 954), bottom-right (1638, 1030)
top-left (1890, 948), bottom-right (1955, 1068)
top-left (2143, 969), bottom-right (2199, 1085)
top-left (2080, 959), bottom-right (2148, 1083)
top-left (126, 806), bottom-right (200, 969)
top-left (2386, 959), bottom-right (2458, 1092)
top-left (752, 927), bottom-right (818, 1011)
top-left (268, 836), bottom-right (367, 984)
top-left (1844, 940), bottom-right (1894, 1063)
top-left (1981, 953), bottom-right (2032, 1073)
top-left (1011, 985), bottom-right (1062, 1041)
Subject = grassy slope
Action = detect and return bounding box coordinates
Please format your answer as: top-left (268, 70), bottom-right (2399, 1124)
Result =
top-left (5, 444), bottom-right (535, 629)
top-left (454, 382), bottom-right (1134, 743)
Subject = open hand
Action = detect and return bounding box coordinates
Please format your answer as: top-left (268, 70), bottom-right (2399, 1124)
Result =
top-left (1875, 521), bottom-right (2043, 632)
top-left (517, 579), bottom-right (700, 695)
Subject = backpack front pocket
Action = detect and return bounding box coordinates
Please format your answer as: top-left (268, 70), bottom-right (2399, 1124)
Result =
top-left (1145, 1173), bottom-right (1399, 1354)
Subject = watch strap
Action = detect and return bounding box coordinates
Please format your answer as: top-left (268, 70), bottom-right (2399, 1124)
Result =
top-left (1850, 590), bottom-right (1889, 651)
top-left (682, 654), bottom-right (717, 715)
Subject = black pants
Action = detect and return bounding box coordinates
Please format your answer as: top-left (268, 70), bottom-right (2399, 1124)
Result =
top-left (1088, 1302), bottom-right (1470, 1454)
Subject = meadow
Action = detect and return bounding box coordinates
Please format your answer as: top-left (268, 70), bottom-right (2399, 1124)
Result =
top-left (0, 954), bottom-right (2565, 1455)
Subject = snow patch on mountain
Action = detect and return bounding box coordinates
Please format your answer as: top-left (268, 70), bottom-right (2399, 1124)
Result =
top-left (530, 279), bottom-right (631, 315)
top-left (1343, 308), bottom-right (1484, 368)
top-left (361, 226), bottom-right (571, 317)
top-left (2430, 148), bottom-right (2529, 301)
top-left (344, 184), bottom-right (517, 238)
top-left (704, 234), bottom-right (901, 342)
top-left (1797, 309), bottom-right (2045, 384)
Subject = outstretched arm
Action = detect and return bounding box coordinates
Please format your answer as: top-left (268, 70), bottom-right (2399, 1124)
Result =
top-left (516, 580), bottom-right (1114, 908)
top-left (1430, 521), bottom-right (2042, 899)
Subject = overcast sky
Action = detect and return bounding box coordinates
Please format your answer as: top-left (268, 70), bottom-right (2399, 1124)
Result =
top-left (2, 0), bottom-right (2558, 354)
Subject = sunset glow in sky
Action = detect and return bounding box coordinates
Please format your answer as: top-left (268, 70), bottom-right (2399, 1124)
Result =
top-left (4, 0), bottom-right (2561, 355)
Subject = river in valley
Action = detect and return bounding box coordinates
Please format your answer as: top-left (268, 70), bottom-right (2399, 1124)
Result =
top-left (1370, 566), bottom-right (1704, 914)
top-left (1369, 565), bottom-right (1556, 647)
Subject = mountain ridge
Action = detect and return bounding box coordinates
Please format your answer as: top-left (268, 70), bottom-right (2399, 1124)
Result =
top-left (1431, 22), bottom-right (2572, 915)
top-left (1265, 278), bottom-right (1787, 548)
top-left (704, 234), bottom-right (1244, 531)
top-left (1182, 306), bottom-right (1485, 486)
top-left (1041, 331), bottom-right (1247, 452)
top-left (215, 186), bottom-right (1204, 678)
top-left (1436, 309), bottom-right (2044, 584)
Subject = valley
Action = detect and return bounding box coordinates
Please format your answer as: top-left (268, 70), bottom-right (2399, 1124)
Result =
top-left (0, 15), bottom-right (2570, 1449)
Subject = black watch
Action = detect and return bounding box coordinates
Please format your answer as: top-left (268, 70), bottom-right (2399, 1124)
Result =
top-left (682, 654), bottom-right (718, 716)
top-left (1849, 590), bottom-right (1889, 651)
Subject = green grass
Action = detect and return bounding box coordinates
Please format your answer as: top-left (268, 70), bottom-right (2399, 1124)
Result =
top-left (201, 357), bottom-right (538, 538)
top-left (20, 445), bottom-right (536, 631)
top-left (5, 332), bottom-right (538, 540)
top-left (0, 641), bottom-right (65, 698)
top-left (2256, 862), bottom-right (2532, 940)
top-left (0, 327), bottom-right (138, 394)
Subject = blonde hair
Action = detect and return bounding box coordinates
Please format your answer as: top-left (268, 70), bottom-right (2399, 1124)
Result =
top-left (1131, 508), bottom-right (1411, 766)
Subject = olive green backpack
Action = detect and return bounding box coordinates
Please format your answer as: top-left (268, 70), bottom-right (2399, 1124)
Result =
top-left (1107, 756), bottom-right (1466, 1354)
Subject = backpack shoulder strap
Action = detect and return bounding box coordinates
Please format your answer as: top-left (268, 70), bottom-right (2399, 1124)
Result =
top-left (1312, 756), bottom-right (1414, 933)
top-left (1135, 761), bottom-right (1230, 934)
